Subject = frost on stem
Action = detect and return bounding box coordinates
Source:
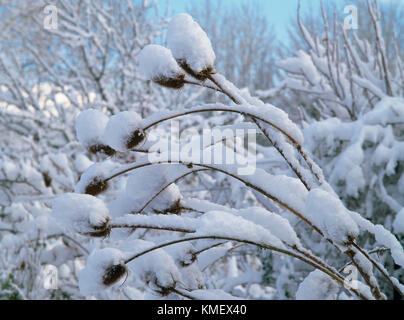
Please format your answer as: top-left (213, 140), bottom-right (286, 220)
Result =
top-left (103, 111), bottom-right (146, 152)
top-left (138, 44), bottom-right (186, 89)
top-left (52, 193), bottom-right (111, 237)
top-left (75, 109), bottom-right (116, 156)
top-left (167, 13), bottom-right (216, 80)
top-left (83, 178), bottom-right (108, 197)
top-left (79, 248), bottom-right (127, 295)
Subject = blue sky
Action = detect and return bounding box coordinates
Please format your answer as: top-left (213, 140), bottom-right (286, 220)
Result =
top-left (160, 0), bottom-right (399, 41)
top-left (160, 0), bottom-right (309, 40)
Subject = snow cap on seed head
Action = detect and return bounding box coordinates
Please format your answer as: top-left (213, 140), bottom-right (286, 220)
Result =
top-left (138, 44), bottom-right (186, 89)
top-left (75, 109), bottom-right (115, 156)
top-left (79, 248), bottom-right (127, 295)
top-left (103, 111), bottom-right (145, 152)
top-left (52, 193), bottom-right (111, 237)
top-left (167, 13), bottom-right (215, 80)
top-left (125, 164), bottom-right (183, 214)
top-left (75, 160), bottom-right (118, 196)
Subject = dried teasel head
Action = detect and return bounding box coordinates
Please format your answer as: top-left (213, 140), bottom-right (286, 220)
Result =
top-left (42, 172), bottom-right (52, 187)
top-left (88, 144), bottom-right (116, 157)
top-left (103, 111), bottom-right (145, 152)
top-left (153, 73), bottom-right (186, 89)
top-left (167, 14), bottom-right (216, 81)
top-left (177, 59), bottom-right (213, 81)
top-left (84, 177), bottom-right (108, 196)
top-left (102, 264), bottom-right (128, 286)
top-left (52, 193), bottom-right (111, 237)
top-left (75, 109), bottom-right (109, 151)
top-left (180, 251), bottom-right (197, 268)
top-left (82, 217), bottom-right (111, 238)
top-left (125, 129), bottom-right (146, 150)
top-left (151, 277), bottom-right (178, 297)
top-left (138, 44), bottom-right (186, 90)
top-left (153, 199), bottom-right (184, 215)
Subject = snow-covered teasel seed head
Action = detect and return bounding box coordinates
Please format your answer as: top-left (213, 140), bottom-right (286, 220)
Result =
top-left (125, 164), bottom-right (183, 214)
top-left (88, 144), bottom-right (116, 157)
top-left (103, 111), bottom-right (145, 152)
top-left (52, 193), bottom-right (111, 237)
top-left (121, 239), bottom-right (181, 296)
top-left (75, 160), bottom-right (118, 196)
top-left (79, 248), bottom-right (127, 295)
top-left (167, 13), bottom-right (216, 80)
top-left (138, 44), bottom-right (186, 89)
top-left (75, 109), bottom-right (115, 156)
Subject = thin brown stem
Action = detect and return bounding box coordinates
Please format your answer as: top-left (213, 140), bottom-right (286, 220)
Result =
top-left (138, 169), bottom-right (207, 214)
top-left (110, 224), bottom-right (195, 234)
top-left (123, 235), bottom-right (367, 300)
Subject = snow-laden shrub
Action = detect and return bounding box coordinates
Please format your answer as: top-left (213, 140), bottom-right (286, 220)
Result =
top-left (0, 1), bottom-right (173, 299)
top-left (51, 11), bottom-right (404, 300)
top-left (265, 0), bottom-right (404, 298)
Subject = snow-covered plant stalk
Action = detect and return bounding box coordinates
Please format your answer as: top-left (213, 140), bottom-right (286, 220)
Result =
top-left (52, 12), bottom-right (404, 300)
top-left (0, 0), bottom-right (174, 299)
top-left (275, 0), bottom-right (403, 121)
top-left (259, 0), bottom-right (404, 298)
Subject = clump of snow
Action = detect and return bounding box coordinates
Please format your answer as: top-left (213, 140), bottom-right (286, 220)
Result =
top-left (167, 13), bottom-right (215, 76)
top-left (393, 209), bottom-right (404, 234)
top-left (52, 193), bottom-right (110, 235)
top-left (0, 158), bottom-right (19, 181)
top-left (197, 211), bottom-right (285, 249)
top-left (305, 188), bottom-right (359, 245)
top-left (278, 50), bottom-right (321, 85)
top-left (352, 251), bottom-right (373, 276)
top-left (1, 233), bottom-right (24, 249)
top-left (349, 211), bottom-right (404, 268)
top-left (351, 281), bottom-right (375, 300)
top-left (138, 44), bottom-right (185, 83)
top-left (74, 154), bottom-right (93, 173)
top-left (362, 97), bottom-right (404, 126)
top-left (5, 203), bottom-right (30, 222)
top-left (108, 194), bottom-right (139, 219)
top-left (236, 207), bottom-right (301, 247)
top-left (243, 167), bottom-right (309, 214)
top-left (79, 248), bottom-right (126, 296)
top-left (125, 164), bottom-right (182, 213)
top-left (374, 224), bottom-right (404, 267)
top-left (103, 111), bottom-right (144, 152)
top-left (75, 109), bottom-right (109, 148)
top-left (296, 270), bottom-right (339, 300)
top-left (121, 239), bottom-right (181, 292)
